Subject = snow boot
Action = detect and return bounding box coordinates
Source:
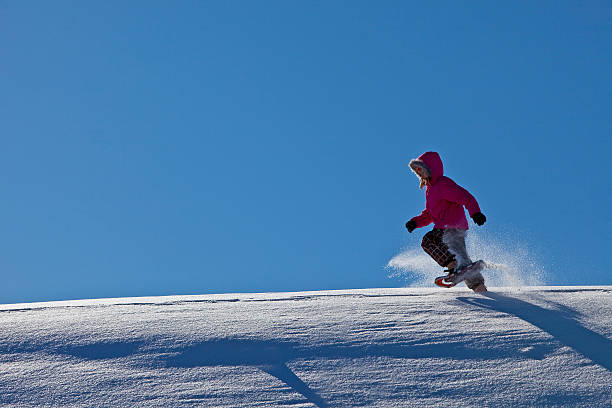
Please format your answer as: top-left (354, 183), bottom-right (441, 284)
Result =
top-left (443, 268), bottom-right (455, 283)
top-left (472, 283), bottom-right (488, 293)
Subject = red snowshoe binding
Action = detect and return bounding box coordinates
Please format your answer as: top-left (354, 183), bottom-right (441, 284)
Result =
top-left (434, 269), bottom-right (456, 288)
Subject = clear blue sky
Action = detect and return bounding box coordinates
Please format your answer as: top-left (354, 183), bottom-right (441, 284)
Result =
top-left (1, 1), bottom-right (610, 303)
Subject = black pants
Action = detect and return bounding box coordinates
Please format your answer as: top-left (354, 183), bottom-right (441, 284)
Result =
top-left (421, 228), bottom-right (456, 268)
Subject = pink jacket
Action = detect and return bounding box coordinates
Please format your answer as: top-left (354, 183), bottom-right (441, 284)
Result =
top-left (410, 152), bottom-right (481, 230)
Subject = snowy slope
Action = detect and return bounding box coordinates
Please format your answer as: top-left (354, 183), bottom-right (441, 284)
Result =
top-left (1, 287), bottom-right (611, 407)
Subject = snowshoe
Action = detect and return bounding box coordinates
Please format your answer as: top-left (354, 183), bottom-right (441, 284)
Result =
top-left (434, 260), bottom-right (486, 288)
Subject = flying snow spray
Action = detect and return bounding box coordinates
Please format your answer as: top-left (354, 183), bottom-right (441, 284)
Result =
top-left (387, 223), bottom-right (548, 288)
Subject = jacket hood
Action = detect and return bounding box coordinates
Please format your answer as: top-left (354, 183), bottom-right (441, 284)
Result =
top-left (409, 151), bottom-right (444, 187)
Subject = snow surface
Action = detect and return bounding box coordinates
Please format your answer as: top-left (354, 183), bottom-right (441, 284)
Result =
top-left (1, 287), bottom-right (611, 407)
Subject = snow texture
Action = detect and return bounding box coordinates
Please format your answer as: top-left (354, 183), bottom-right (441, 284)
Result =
top-left (1, 287), bottom-right (611, 407)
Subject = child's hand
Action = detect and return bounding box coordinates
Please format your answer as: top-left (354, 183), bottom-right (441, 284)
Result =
top-left (405, 220), bottom-right (417, 233)
top-left (471, 212), bottom-right (486, 226)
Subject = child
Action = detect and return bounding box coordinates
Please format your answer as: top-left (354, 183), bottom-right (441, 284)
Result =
top-left (405, 151), bottom-right (488, 292)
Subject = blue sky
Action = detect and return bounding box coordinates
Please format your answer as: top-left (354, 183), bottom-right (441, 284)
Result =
top-left (1, 1), bottom-right (610, 303)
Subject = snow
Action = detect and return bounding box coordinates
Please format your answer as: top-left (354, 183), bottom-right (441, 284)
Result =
top-left (1, 287), bottom-right (611, 407)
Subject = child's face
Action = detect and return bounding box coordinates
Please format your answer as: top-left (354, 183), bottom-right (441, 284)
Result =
top-left (415, 166), bottom-right (426, 178)
top-left (414, 166), bottom-right (429, 187)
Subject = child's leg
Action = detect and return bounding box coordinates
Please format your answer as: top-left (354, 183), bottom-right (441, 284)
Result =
top-left (421, 229), bottom-right (456, 268)
top-left (442, 229), bottom-right (485, 289)
top-left (442, 229), bottom-right (472, 269)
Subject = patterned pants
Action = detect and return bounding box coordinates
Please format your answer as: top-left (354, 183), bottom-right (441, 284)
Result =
top-left (421, 228), bottom-right (484, 289)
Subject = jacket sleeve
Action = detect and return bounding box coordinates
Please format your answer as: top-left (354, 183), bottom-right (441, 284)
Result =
top-left (443, 180), bottom-right (481, 216)
top-left (411, 209), bottom-right (433, 228)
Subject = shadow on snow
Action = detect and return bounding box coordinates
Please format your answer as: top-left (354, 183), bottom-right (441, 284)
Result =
top-left (3, 334), bottom-right (556, 407)
top-left (160, 338), bottom-right (508, 408)
top-left (458, 292), bottom-right (612, 372)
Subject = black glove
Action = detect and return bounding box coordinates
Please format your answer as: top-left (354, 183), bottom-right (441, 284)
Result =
top-left (472, 212), bottom-right (486, 226)
top-left (405, 220), bottom-right (417, 233)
